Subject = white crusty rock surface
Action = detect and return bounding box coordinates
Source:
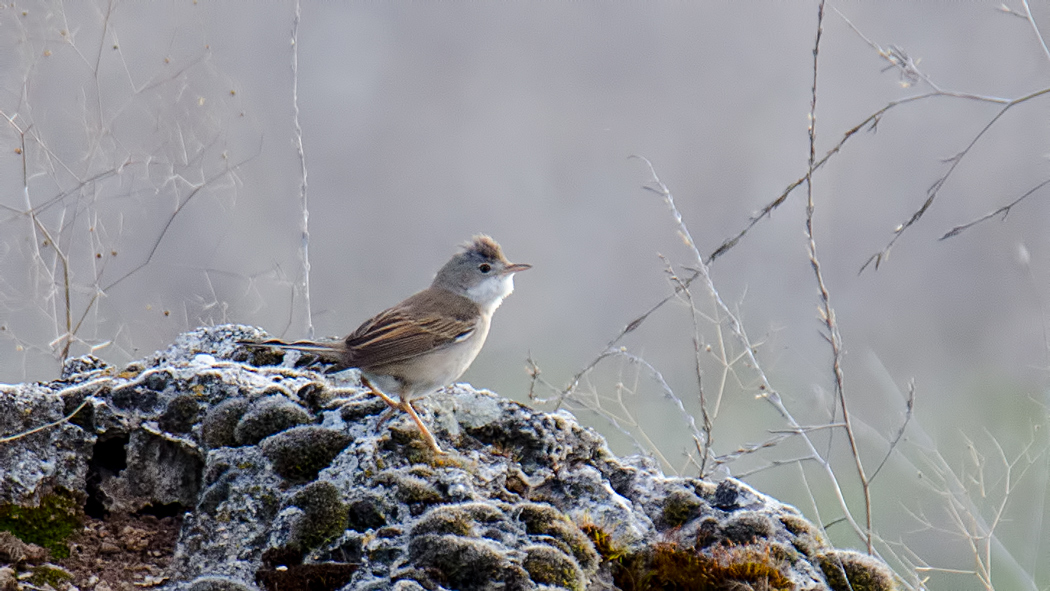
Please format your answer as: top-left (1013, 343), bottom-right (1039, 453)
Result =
top-left (0, 325), bottom-right (898, 591)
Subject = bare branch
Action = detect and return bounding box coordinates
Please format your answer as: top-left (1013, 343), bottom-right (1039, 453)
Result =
top-left (940, 177), bottom-right (1050, 240)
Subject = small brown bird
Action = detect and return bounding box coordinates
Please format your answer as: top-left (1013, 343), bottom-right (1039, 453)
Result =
top-left (244, 235), bottom-right (530, 453)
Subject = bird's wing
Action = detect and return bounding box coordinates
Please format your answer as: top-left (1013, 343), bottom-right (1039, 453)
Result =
top-left (344, 290), bottom-right (480, 369)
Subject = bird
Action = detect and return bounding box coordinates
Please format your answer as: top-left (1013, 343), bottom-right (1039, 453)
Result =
top-left (242, 235), bottom-right (530, 454)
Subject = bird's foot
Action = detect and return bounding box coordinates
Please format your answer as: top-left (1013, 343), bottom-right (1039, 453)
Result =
top-left (400, 400), bottom-right (446, 455)
top-left (360, 376), bottom-right (445, 454)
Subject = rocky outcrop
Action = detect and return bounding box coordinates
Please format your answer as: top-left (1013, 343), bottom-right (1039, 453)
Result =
top-left (0, 325), bottom-right (898, 590)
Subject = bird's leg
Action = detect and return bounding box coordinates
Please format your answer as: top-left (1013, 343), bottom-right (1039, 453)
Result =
top-left (360, 376), bottom-right (445, 454)
top-left (399, 399), bottom-right (445, 455)
top-left (360, 375), bottom-right (400, 409)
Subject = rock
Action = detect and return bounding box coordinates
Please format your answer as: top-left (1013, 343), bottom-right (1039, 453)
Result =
top-left (0, 530), bottom-right (48, 564)
top-left (0, 325), bottom-right (901, 590)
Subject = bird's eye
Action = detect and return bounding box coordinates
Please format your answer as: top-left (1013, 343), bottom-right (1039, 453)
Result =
top-left (478, 263), bottom-right (492, 274)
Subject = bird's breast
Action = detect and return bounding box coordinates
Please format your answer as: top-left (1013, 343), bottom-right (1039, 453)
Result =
top-left (367, 315), bottom-right (492, 400)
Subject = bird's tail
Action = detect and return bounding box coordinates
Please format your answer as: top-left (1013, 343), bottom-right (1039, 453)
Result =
top-left (238, 338), bottom-right (345, 365)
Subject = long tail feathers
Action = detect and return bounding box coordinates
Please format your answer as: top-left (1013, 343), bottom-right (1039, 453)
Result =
top-left (238, 338), bottom-right (345, 365)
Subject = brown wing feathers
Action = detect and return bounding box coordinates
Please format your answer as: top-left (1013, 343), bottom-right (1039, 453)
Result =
top-left (343, 290), bottom-right (479, 369)
top-left (243, 288), bottom-right (480, 373)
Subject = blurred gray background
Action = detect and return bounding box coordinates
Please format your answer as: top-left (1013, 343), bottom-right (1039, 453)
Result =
top-left (2, 2), bottom-right (1050, 587)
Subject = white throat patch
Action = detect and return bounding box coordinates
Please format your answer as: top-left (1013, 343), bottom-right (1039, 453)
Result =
top-left (466, 274), bottom-right (515, 314)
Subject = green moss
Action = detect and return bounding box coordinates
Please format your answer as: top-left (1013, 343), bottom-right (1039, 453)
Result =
top-left (662, 489), bottom-right (703, 528)
top-left (412, 507), bottom-right (475, 538)
top-left (606, 540), bottom-right (795, 591)
top-left (289, 481), bottom-right (349, 550)
top-left (159, 394), bottom-right (203, 433)
top-left (386, 423), bottom-right (435, 461)
top-left (644, 542), bottom-right (793, 591)
top-left (202, 397), bottom-right (250, 449)
top-left (383, 424), bottom-right (467, 467)
top-left (516, 502), bottom-right (556, 526)
top-left (694, 516), bottom-right (722, 548)
top-left (347, 496), bottom-right (388, 532)
top-left (242, 345), bottom-right (286, 369)
top-left (580, 522), bottom-right (629, 563)
top-left (779, 512), bottom-right (815, 537)
top-left (720, 511), bottom-right (776, 545)
top-left (412, 503), bottom-right (505, 538)
top-left (234, 395), bottom-right (314, 445)
top-left (515, 503), bottom-right (598, 573)
top-left (816, 550), bottom-right (899, 591)
top-left (406, 465), bottom-right (436, 478)
top-left (375, 472), bottom-right (444, 505)
top-left (522, 544), bottom-right (584, 591)
top-left (260, 426), bottom-right (352, 483)
top-left (780, 513), bottom-right (828, 557)
top-left (455, 502), bottom-right (505, 524)
top-left (408, 533), bottom-right (523, 591)
top-left (30, 564), bottom-right (74, 587)
top-left (0, 493), bottom-right (82, 559)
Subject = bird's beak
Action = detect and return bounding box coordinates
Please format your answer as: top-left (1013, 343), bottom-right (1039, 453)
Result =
top-left (503, 262), bottom-right (532, 274)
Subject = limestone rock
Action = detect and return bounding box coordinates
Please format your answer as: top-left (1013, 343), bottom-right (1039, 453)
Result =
top-left (0, 325), bottom-right (899, 591)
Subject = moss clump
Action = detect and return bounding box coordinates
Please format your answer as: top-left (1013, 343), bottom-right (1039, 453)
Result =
top-left (261, 426), bottom-right (352, 483)
top-left (202, 397), bottom-right (250, 449)
top-left (522, 544), bottom-right (585, 591)
top-left (515, 503), bottom-right (598, 573)
top-left (159, 394), bottom-right (203, 433)
top-left (720, 511), bottom-right (776, 545)
top-left (374, 471), bottom-right (444, 505)
top-left (30, 564), bottom-right (74, 587)
top-left (234, 395), bottom-right (313, 445)
top-left (289, 481), bottom-right (349, 550)
top-left (347, 495), bottom-right (388, 532)
top-left (650, 542), bottom-right (793, 591)
top-left (412, 503), bottom-right (506, 538)
top-left (780, 513), bottom-right (828, 557)
top-left (0, 493), bottom-right (82, 559)
top-left (694, 516), bottom-right (723, 548)
top-left (662, 489), bottom-right (704, 528)
top-left (408, 533), bottom-right (525, 591)
top-left (412, 508), bottom-right (475, 538)
top-left (241, 345), bottom-right (286, 369)
top-left (611, 541), bottom-right (794, 591)
top-left (816, 550), bottom-right (899, 591)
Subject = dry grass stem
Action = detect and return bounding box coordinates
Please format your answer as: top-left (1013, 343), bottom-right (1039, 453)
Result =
top-left (804, 0), bottom-right (873, 554)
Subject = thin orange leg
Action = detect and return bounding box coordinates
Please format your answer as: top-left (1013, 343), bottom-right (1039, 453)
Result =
top-left (360, 376), bottom-right (445, 454)
top-left (360, 375), bottom-right (399, 408)
top-left (399, 399), bottom-right (445, 455)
